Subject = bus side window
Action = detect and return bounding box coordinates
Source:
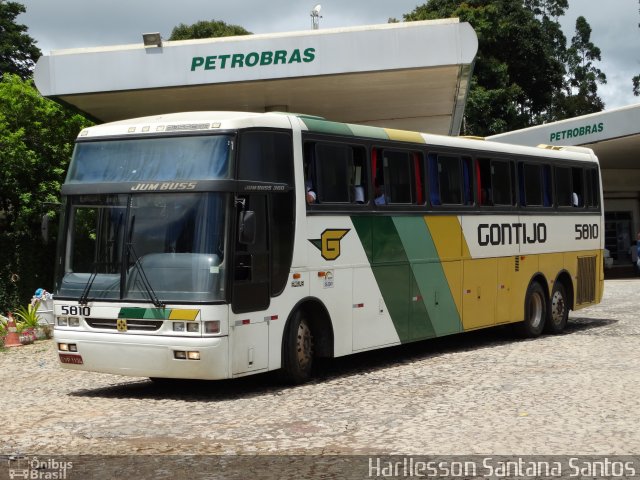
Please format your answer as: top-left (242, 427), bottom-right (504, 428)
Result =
top-left (350, 146), bottom-right (367, 204)
top-left (571, 167), bottom-right (584, 207)
top-left (477, 158), bottom-right (493, 206)
top-left (382, 150), bottom-right (413, 204)
top-left (308, 142), bottom-right (368, 205)
top-left (520, 162), bottom-right (543, 207)
top-left (585, 167), bottom-right (600, 208)
top-left (555, 166), bottom-right (572, 207)
top-left (427, 153), bottom-right (441, 205)
top-left (492, 160), bottom-right (514, 206)
top-left (437, 155), bottom-right (462, 205)
top-left (542, 165), bottom-right (553, 207)
top-left (238, 131), bottom-right (293, 185)
top-left (303, 142), bottom-right (317, 204)
top-left (414, 153), bottom-right (425, 205)
top-left (462, 157), bottom-right (473, 205)
top-left (315, 143), bottom-right (351, 203)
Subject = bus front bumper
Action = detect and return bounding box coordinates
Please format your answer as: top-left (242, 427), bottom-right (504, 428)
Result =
top-left (53, 330), bottom-right (229, 380)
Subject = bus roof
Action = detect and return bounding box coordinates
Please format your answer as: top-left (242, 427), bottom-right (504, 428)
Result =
top-left (78, 111), bottom-right (598, 164)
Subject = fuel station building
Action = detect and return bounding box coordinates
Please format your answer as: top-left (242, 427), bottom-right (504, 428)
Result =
top-left (34, 19), bottom-right (478, 135)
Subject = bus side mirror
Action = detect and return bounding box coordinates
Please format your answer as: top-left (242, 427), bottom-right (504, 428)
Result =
top-left (238, 210), bottom-right (256, 245)
top-left (41, 213), bottom-right (51, 243)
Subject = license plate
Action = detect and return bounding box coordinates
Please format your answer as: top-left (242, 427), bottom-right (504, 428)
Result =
top-left (59, 353), bottom-right (83, 365)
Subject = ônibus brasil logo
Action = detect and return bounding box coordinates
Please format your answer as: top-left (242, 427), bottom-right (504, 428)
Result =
top-left (309, 229), bottom-right (350, 261)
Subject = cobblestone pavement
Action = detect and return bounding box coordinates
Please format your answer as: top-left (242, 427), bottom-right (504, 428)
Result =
top-left (2, 279), bottom-right (639, 456)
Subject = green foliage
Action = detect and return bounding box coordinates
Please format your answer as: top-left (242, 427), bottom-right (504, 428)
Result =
top-left (13, 301), bottom-right (40, 328)
top-left (403, 0), bottom-right (605, 135)
top-left (561, 16), bottom-right (606, 116)
top-left (169, 19), bottom-right (251, 41)
top-left (0, 1), bottom-right (41, 79)
top-left (0, 74), bottom-right (92, 312)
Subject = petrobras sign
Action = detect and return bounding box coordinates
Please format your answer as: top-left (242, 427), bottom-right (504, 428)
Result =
top-left (190, 48), bottom-right (316, 72)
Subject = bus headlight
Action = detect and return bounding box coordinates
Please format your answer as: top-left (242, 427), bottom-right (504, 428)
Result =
top-left (187, 351), bottom-right (200, 360)
top-left (57, 316), bottom-right (68, 326)
top-left (68, 317), bottom-right (80, 327)
top-left (186, 322), bottom-right (199, 333)
top-left (172, 322), bottom-right (185, 332)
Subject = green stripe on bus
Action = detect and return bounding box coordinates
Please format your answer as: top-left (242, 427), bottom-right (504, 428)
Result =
top-left (300, 117), bottom-right (354, 136)
top-left (348, 124), bottom-right (389, 140)
top-left (393, 217), bottom-right (462, 336)
top-left (349, 216), bottom-right (432, 341)
top-left (351, 216), bottom-right (463, 342)
top-left (118, 307), bottom-right (147, 319)
top-left (118, 307), bottom-right (171, 320)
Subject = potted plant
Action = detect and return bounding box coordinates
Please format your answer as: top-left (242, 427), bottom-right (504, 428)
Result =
top-left (14, 302), bottom-right (41, 343)
top-left (0, 316), bottom-right (7, 347)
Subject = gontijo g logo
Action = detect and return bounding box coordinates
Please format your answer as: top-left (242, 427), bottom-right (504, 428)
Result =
top-left (309, 229), bottom-right (350, 261)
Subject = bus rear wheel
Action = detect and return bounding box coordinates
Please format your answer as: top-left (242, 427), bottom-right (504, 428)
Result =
top-left (281, 310), bottom-right (314, 384)
top-left (516, 281), bottom-right (547, 338)
top-left (545, 282), bottom-right (569, 334)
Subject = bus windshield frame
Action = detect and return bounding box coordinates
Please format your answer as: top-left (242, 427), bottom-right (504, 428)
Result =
top-left (55, 132), bottom-right (237, 304)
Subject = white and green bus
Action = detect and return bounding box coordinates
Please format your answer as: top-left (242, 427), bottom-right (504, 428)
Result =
top-left (53, 111), bottom-right (603, 383)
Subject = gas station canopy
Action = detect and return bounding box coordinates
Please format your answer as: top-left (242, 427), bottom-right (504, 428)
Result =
top-left (34, 19), bottom-right (478, 135)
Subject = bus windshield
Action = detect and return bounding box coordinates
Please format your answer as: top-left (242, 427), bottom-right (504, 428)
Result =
top-left (67, 135), bottom-right (233, 183)
top-left (56, 192), bottom-right (228, 303)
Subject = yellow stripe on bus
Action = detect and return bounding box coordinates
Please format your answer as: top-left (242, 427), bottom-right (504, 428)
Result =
top-left (383, 128), bottom-right (425, 144)
top-left (168, 309), bottom-right (200, 321)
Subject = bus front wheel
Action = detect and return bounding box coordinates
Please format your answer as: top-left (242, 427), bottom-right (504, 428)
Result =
top-left (281, 310), bottom-right (314, 384)
top-left (516, 281), bottom-right (547, 338)
top-left (545, 282), bottom-right (569, 334)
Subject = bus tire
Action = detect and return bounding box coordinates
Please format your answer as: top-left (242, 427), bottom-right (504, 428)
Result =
top-left (281, 310), bottom-right (314, 384)
top-left (545, 282), bottom-right (569, 334)
top-left (516, 281), bottom-right (547, 338)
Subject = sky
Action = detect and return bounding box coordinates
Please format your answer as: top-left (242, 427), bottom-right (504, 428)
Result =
top-left (17, 0), bottom-right (640, 110)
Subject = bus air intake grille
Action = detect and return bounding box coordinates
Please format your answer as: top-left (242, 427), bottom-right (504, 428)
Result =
top-left (576, 256), bottom-right (596, 304)
top-left (85, 318), bottom-right (164, 331)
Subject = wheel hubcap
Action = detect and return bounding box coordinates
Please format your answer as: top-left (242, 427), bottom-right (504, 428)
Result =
top-left (528, 292), bottom-right (543, 328)
top-left (296, 319), bottom-right (313, 370)
top-left (551, 290), bottom-right (565, 323)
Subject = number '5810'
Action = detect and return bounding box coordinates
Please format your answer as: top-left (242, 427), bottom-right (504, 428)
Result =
top-left (574, 224), bottom-right (598, 240)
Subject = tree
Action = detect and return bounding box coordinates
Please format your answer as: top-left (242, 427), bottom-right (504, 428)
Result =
top-left (404, 0), bottom-right (604, 136)
top-left (0, 75), bottom-right (91, 311)
top-left (562, 16), bottom-right (606, 116)
top-left (0, 1), bottom-right (41, 79)
top-left (169, 19), bottom-right (251, 40)
top-left (403, 0), bottom-right (568, 135)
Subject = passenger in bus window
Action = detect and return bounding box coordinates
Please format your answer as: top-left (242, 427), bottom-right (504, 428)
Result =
top-left (572, 192), bottom-right (580, 207)
top-left (352, 185), bottom-right (365, 204)
top-left (306, 179), bottom-right (316, 204)
top-left (304, 159), bottom-right (317, 204)
top-left (374, 179), bottom-right (386, 205)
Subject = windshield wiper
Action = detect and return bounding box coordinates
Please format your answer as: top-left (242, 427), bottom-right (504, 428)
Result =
top-left (78, 265), bottom-right (98, 305)
top-left (125, 215), bottom-right (165, 309)
top-left (79, 209), bottom-right (106, 305)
